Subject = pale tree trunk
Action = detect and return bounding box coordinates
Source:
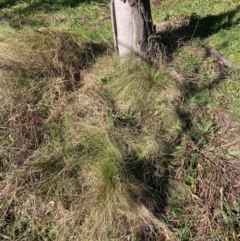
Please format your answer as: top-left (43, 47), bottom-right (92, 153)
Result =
top-left (111, 0), bottom-right (160, 63)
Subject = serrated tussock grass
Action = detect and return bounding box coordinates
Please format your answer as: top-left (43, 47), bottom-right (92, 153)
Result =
top-left (0, 25), bottom-right (179, 240)
top-left (2, 0), bottom-right (240, 240)
top-left (107, 57), bottom-right (174, 112)
top-left (0, 26), bottom-right (91, 91)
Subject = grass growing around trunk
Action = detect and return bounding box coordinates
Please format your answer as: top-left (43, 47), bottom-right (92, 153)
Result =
top-left (1, 0), bottom-right (240, 240)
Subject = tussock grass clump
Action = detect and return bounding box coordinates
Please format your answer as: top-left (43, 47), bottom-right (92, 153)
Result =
top-left (0, 115), bottom-right (176, 240)
top-left (0, 3), bottom-right (178, 241)
top-left (60, 77), bottom-right (178, 240)
top-left (0, 25), bottom-right (91, 91)
top-left (2, 0), bottom-right (240, 240)
top-left (0, 25), bottom-right (92, 169)
top-left (107, 57), bottom-right (171, 112)
top-left (106, 57), bottom-right (181, 142)
top-left (0, 55), bottom-right (178, 240)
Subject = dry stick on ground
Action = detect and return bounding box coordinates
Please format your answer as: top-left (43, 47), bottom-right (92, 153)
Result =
top-left (157, 20), bottom-right (240, 70)
top-left (189, 17), bottom-right (240, 70)
top-left (204, 47), bottom-right (240, 70)
top-left (191, 18), bottom-right (240, 70)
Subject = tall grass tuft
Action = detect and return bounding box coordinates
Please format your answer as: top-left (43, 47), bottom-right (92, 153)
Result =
top-left (0, 28), bottom-right (178, 240)
top-left (0, 26), bottom-right (91, 91)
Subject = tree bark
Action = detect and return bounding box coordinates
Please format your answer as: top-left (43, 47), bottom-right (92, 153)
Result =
top-left (111, 0), bottom-right (159, 62)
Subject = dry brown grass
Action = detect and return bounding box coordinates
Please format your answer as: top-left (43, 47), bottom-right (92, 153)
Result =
top-left (0, 34), bottom-right (178, 240)
top-left (163, 105), bottom-right (240, 240)
top-left (0, 26), bottom-right (91, 91)
top-left (1, 3), bottom-right (240, 239)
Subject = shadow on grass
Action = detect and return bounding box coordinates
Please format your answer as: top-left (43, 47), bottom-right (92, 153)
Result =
top-left (158, 5), bottom-right (240, 56)
top-left (155, 5), bottom-right (240, 132)
top-left (126, 156), bottom-right (172, 209)
top-left (140, 8), bottom-right (240, 236)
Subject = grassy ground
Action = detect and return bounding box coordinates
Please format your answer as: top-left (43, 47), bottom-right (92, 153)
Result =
top-left (1, 0), bottom-right (240, 240)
